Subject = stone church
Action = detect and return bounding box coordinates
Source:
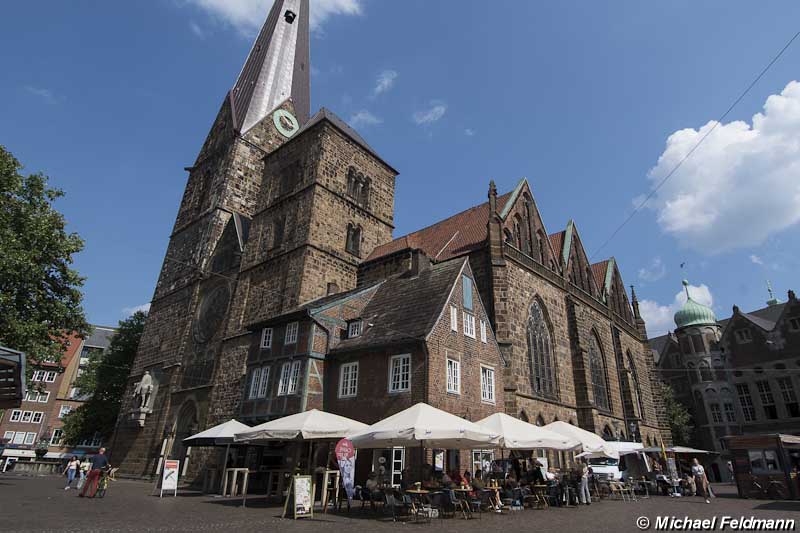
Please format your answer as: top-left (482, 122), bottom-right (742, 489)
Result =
top-left (113, 0), bottom-right (669, 479)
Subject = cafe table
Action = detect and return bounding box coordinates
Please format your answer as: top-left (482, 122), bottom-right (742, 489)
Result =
top-left (530, 484), bottom-right (550, 509)
top-left (405, 489), bottom-right (431, 523)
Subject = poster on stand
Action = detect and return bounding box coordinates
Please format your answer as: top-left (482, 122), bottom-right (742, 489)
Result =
top-left (160, 459), bottom-right (179, 498)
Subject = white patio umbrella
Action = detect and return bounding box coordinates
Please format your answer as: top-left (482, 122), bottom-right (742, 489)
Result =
top-left (183, 419), bottom-right (251, 446)
top-left (476, 413), bottom-right (580, 450)
top-left (543, 420), bottom-right (618, 459)
top-left (233, 409), bottom-right (368, 442)
top-left (348, 402), bottom-right (500, 449)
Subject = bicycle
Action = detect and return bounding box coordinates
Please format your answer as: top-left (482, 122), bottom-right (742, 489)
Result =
top-left (749, 478), bottom-right (787, 500)
top-left (95, 467), bottom-right (118, 498)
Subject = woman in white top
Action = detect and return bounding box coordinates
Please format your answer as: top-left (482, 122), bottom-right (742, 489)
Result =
top-left (691, 458), bottom-right (711, 504)
top-left (63, 456), bottom-right (80, 490)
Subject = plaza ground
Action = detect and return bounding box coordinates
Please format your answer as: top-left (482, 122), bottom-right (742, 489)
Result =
top-left (1, 475), bottom-right (799, 532)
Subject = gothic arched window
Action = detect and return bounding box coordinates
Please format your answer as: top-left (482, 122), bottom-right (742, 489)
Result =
top-left (345, 223), bottom-right (361, 257)
top-left (527, 300), bottom-right (556, 399)
top-left (588, 331), bottom-right (610, 410)
top-left (627, 350), bottom-right (645, 420)
top-left (699, 361), bottom-right (713, 382)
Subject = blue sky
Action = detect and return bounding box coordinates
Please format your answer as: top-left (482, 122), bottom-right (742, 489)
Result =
top-left (2, 0), bottom-right (800, 335)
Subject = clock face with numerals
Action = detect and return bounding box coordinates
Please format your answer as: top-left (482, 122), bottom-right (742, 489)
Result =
top-left (273, 109), bottom-right (300, 138)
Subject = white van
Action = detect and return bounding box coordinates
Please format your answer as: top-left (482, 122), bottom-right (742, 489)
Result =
top-left (588, 442), bottom-right (646, 481)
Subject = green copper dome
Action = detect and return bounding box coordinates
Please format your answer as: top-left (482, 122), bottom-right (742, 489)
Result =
top-left (674, 280), bottom-right (717, 329)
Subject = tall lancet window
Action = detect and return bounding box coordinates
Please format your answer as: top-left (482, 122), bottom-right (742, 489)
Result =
top-left (627, 351), bottom-right (645, 420)
top-left (589, 332), bottom-right (610, 410)
top-left (527, 300), bottom-right (556, 399)
top-left (345, 223), bottom-right (362, 257)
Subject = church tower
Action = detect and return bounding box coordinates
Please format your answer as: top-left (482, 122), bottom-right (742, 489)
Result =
top-left (114, 0), bottom-right (397, 479)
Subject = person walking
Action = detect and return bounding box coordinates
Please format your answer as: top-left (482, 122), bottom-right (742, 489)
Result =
top-left (63, 456), bottom-right (79, 490)
top-left (77, 457), bottom-right (91, 490)
top-left (691, 458), bottom-right (711, 504)
top-left (79, 448), bottom-right (109, 498)
top-left (578, 459), bottom-right (591, 505)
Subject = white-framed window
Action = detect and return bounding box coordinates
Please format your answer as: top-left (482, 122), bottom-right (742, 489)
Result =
top-left (734, 329), bottom-right (752, 344)
top-left (50, 428), bottom-right (64, 446)
top-left (257, 366), bottom-right (270, 398)
top-left (24, 391), bottom-right (36, 402)
top-left (78, 433), bottom-right (102, 448)
top-left (348, 320), bottom-right (362, 338)
top-left (39, 391), bottom-right (50, 403)
top-left (389, 354), bottom-right (411, 393)
top-left (278, 362), bottom-right (291, 395)
top-left (260, 328), bottom-right (273, 349)
top-left (24, 432), bottom-right (36, 445)
top-left (248, 367), bottom-right (262, 399)
top-left (9, 410), bottom-right (21, 422)
top-left (481, 365), bottom-right (495, 403)
top-left (480, 320), bottom-right (487, 343)
top-left (450, 306), bottom-right (458, 332)
top-left (32, 370), bottom-right (44, 382)
top-left (58, 405), bottom-right (72, 419)
top-left (21, 411), bottom-right (32, 423)
top-left (339, 362), bottom-right (359, 398)
top-left (3, 431), bottom-right (14, 441)
top-left (463, 312), bottom-right (476, 339)
top-left (32, 412), bottom-right (43, 424)
top-left (446, 358), bottom-right (461, 394)
top-left (285, 322), bottom-right (299, 344)
top-left (44, 371), bottom-right (57, 383)
top-left (287, 360), bottom-right (301, 394)
top-left (12, 433), bottom-right (25, 444)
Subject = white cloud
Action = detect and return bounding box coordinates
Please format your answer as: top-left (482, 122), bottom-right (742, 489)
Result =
top-left (644, 80), bottom-right (800, 254)
top-left (464, 128), bottom-right (475, 136)
top-left (372, 70), bottom-right (397, 97)
top-left (122, 303), bottom-right (151, 317)
top-left (348, 109), bottom-right (382, 128)
top-left (638, 256), bottom-right (666, 283)
top-left (750, 254), bottom-right (764, 265)
top-left (24, 86), bottom-right (57, 104)
top-left (639, 283), bottom-right (714, 336)
top-left (413, 102), bottom-right (447, 125)
top-left (189, 20), bottom-right (205, 38)
top-left (185, 0), bottom-right (362, 35)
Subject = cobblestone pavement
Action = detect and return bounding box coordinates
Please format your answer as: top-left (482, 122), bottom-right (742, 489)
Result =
top-left (2, 475), bottom-right (799, 533)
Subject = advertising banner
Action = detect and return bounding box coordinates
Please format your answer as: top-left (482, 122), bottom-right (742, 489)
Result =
top-left (335, 438), bottom-right (356, 502)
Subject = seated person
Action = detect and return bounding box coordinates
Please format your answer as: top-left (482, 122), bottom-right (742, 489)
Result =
top-left (530, 462), bottom-right (546, 485)
top-left (441, 471), bottom-right (454, 488)
top-left (365, 473), bottom-right (382, 500)
top-left (450, 470), bottom-right (464, 487)
top-left (502, 474), bottom-right (519, 499)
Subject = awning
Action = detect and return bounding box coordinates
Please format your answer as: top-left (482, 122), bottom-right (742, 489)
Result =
top-left (2, 449), bottom-right (36, 458)
top-left (184, 419), bottom-right (251, 446)
top-left (236, 410), bottom-right (367, 442)
top-left (44, 451), bottom-right (87, 459)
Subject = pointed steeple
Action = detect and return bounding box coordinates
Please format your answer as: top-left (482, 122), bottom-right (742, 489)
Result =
top-left (230, 0), bottom-right (310, 133)
top-left (630, 285), bottom-right (648, 338)
top-left (766, 280), bottom-right (781, 306)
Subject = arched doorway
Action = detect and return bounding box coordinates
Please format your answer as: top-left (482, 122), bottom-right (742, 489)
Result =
top-left (171, 401), bottom-right (199, 471)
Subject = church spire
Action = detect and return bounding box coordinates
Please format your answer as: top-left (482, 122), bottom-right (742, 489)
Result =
top-left (230, 0), bottom-right (310, 133)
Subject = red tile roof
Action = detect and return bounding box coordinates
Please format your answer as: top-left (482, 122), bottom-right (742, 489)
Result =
top-left (591, 260), bottom-right (610, 292)
top-left (548, 231), bottom-right (565, 260)
top-left (367, 192), bottom-right (513, 262)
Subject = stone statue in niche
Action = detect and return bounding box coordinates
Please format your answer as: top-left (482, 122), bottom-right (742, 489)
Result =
top-left (133, 370), bottom-right (154, 409)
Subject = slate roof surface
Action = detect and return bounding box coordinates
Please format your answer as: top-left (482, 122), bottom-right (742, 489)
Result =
top-left (648, 334), bottom-right (673, 364)
top-left (367, 192), bottom-right (513, 262)
top-left (718, 302), bottom-right (786, 331)
top-left (331, 258), bottom-right (466, 351)
top-left (85, 325), bottom-right (117, 349)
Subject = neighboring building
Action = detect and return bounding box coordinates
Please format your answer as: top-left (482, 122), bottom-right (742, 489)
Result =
top-left (114, 0), bottom-right (669, 480)
top-left (651, 282), bottom-right (800, 481)
top-left (0, 346), bottom-right (26, 409)
top-left (0, 326), bottom-right (116, 465)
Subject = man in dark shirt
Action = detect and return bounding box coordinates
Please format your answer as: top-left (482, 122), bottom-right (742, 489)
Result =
top-left (79, 448), bottom-right (109, 498)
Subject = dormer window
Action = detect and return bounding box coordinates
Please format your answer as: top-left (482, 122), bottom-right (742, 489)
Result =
top-left (348, 320), bottom-right (362, 338)
top-left (734, 329), bottom-right (752, 344)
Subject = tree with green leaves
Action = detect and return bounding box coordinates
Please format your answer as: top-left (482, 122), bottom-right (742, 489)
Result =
top-left (0, 145), bottom-right (89, 365)
top-left (662, 383), bottom-right (693, 446)
top-left (61, 311), bottom-right (147, 444)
